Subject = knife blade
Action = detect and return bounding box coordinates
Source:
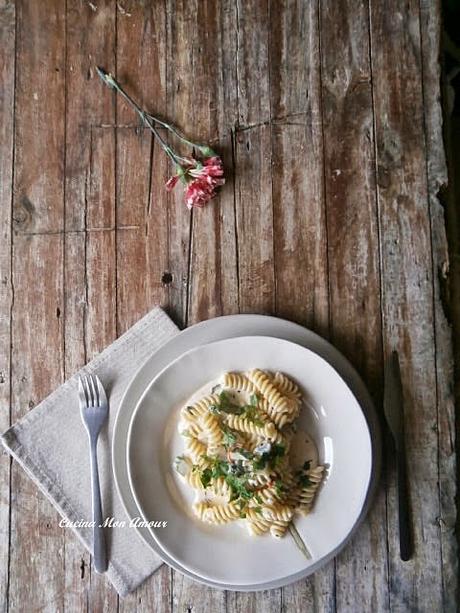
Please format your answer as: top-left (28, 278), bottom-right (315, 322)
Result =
top-left (383, 350), bottom-right (412, 561)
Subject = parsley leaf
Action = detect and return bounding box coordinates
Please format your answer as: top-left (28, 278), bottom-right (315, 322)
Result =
top-left (274, 479), bottom-right (285, 496)
top-left (222, 427), bottom-right (237, 448)
top-left (242, 404), bottom-right (264, 426)
top-left (253, 444), bottom-right (286, 470)
top-left (200, 468), bottom-right (212, 488)
top-left (217, 391), bottom-right (244, 414)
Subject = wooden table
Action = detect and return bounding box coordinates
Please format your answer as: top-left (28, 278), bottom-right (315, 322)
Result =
top-left (0, 1), bottom-right (457, 611)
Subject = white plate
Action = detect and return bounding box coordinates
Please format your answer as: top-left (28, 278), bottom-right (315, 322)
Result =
top-left (112, 314), bottom-right (381, 590)
top-left (127, 336), bottom-right (373, 586)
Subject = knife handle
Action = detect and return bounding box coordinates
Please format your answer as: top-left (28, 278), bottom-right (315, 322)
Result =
top-left (397, 446), bottom-right (412, 561)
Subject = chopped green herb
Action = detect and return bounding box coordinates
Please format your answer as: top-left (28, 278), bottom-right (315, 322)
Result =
top-left (200, 468), bottom-right (212, 488)
top-left (222, 427), bottom-right (237, 448)
top-left (242, 404), bottom-right (264, 426)
top-left (217, 391), bottom-right (244, 414)
top-left (298, 474), bottom-right (312, 487)
top-left (249, 393), bottom-right (259, 406)
top-left (226, 474), bottom-right (253, 501)
top-left (274, 479), bottom-right (285, 496)
top-left (253, 444), bottom-right (286, 470)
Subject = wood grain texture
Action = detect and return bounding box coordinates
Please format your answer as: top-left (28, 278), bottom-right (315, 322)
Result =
top-left (319, 1), bottom-right (389, 611)
top-left (419, 2), bottom-right (458, 609)
top-left (8, 2), bottom-right (67, 611)
top-left (0, 0), bottom-right (455, 611)
top-left (369, 0), bottom-right (447, 610)
top-left (0, 1), bottom-right (14, 609)
top-left (10, 235), bottom-right (65, 612)
top-left (13, 0), bottom-right (66, 235)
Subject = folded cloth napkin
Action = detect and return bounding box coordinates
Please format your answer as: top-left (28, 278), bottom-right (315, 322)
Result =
top-left (1, 307), bottom-right (180, 597)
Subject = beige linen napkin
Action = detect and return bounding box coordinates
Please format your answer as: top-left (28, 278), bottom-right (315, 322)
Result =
top-left (1, 307), bottom-right (179, 597)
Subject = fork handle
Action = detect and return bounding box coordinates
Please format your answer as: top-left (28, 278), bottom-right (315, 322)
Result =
top-left (89, 436), bottom-right (107, 573)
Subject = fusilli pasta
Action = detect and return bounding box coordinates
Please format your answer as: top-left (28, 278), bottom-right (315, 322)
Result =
top-left (174, 369), bottom-right (325, 540)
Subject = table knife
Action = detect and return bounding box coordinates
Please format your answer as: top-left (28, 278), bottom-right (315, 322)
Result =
top-left (383, 350), bottom-right (412, 561)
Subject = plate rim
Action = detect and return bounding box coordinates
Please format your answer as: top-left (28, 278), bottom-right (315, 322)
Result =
top-left (126, 334), bottom-right (374, 586)
top-left (112, 314), bottom-right (381, 591)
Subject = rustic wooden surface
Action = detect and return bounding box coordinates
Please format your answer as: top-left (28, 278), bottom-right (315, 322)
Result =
top-left (0, 0), bottom-right (457, 611)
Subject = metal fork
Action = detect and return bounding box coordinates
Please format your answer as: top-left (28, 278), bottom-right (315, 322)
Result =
top-left (78, 374), bottom-right (108, 573)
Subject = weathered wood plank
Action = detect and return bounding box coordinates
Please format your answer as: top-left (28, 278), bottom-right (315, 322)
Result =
top-left (13, 0), bottom-right (65, 235)
top-left (369, 1), bottom-right (444, 610)
top-left (165, 0), bottom-right (196, 328)
top-left (269, 1), bottom-right (332, 609)
top-left (319, 1), bottom-right (389, 611)
top-left (0, 1), bottom-right (15, 609)
top-left (270, 0), bottom-right (329, 337)
top-left (9, 2), bottom-right (67, 611)
top-left (9, 235), bottom-right (65, 612)
top-left (115, 0), bottom-right (169, 336)
top-left (115, 3), bottom-right (172, 611)
top-left (65, 0), bottom-right (115, 232)
top-left (419, 1), bottom-right (457, 609)
top-left (235, 0), bottom-right (270, 128)
top-left (187, 0), bottom-right (239, 325)
top-left (234, 125), bottom-right (275, 316)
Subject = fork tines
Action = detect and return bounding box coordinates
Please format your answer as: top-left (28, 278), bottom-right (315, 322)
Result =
top-left (79, 374), bottom-right (100, 407)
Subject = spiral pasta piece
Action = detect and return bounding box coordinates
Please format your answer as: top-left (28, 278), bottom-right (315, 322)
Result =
top-left (261, 502), bottom-right (294, 522)
top-left (193, 501), bottom-right (210, 520)
top-left (246, 508), bottom-right (271, 535)
top-left (201, 412), bottom-right (224, 445)
top-left (205, 501), bottom-right (241, 524)
top-left (248, 519), bottom-right (271, 536)
top-left (181, 393), bottom-right (220, 422)
top-left (247, 369), bottom-right (290, 413)
top-left (273, 372), bottom-right (302, 399)
top-left (247, 471), bottom-right (274, 488)
top-left (256, 485), bottom-right (284, 505)
top-left (270, 519), bottom-right (290, 538)
top-left (223, 372), bottom-right (257, 394)
top-left (185, 469), bottom-right (206, 490)
top-left (210, 476), bottom-right (232, 499)
top-left (297, 466), bottom-right (324, 514)
top-left (181, 421), bottom-right (203, 438)
top-left (185, 436), bottom-right (207, 460)
top-left (225, 414), bottom-right (276, 440)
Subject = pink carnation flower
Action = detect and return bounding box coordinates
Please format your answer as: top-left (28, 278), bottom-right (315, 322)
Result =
top-left (166, 156), bottom-right (225, 210)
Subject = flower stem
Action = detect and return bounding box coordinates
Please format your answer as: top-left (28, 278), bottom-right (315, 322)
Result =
top-left (96, 66), bottom-right (180, 167)
top-left (145, 113), bottom-right (214, 155)
top-left (96, 66), bottom-right (215, 158)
